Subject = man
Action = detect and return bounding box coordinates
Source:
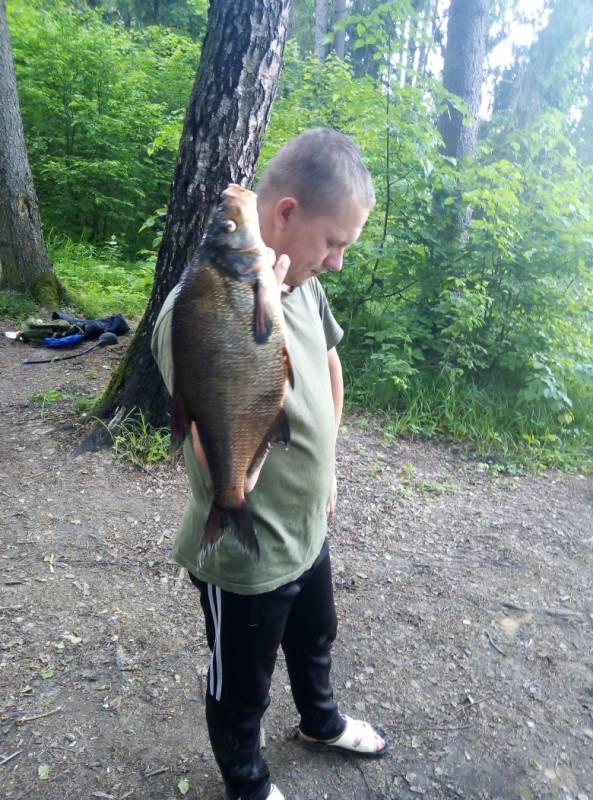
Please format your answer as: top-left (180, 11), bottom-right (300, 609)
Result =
top-left (152, 128), bottom-right (387, 800)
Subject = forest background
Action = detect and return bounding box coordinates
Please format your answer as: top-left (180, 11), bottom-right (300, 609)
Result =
top-left (2, 0), bottom-right (593, 473)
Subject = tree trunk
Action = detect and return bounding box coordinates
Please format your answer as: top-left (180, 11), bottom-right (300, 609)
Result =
top-left (405, 0), bottom-right (429, 86)
top-left (417, 0), bottom-right (440, 79)
top-left (493, 0), bottom-right (591, 130)
top-left (315, 0), bottom-right (328, 61)
top-left (0, 1), bottom-right (63, 307)
top-left (90, 0), bottom-right (292, 447)
top-left (438, 0), bottom-right (489, 159)
top-left (332, 0), bottom-right (346, 58)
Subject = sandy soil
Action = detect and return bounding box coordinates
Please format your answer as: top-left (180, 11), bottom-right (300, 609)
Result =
top-left (1, 327), bottom-right (592, 800)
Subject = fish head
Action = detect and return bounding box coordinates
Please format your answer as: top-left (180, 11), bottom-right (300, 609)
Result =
top-left (202, 185), bottom-right (265, 279)
top-left (221, 184), bottom-right (257, 231)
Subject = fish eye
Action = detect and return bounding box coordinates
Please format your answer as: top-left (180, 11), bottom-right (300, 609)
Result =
top-left (223, 220), bottom-right (237, 233)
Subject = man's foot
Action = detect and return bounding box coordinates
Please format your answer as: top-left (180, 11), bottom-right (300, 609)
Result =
top-left (224, 784), bottom-right (284, 800)
top-left (298, 715), bottom-right (388, 758)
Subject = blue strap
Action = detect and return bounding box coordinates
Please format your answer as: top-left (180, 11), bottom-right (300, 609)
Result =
top-left (43, 333), bottom-right (85, 348)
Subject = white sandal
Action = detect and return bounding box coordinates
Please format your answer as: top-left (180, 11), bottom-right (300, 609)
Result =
top-left (224, 784), bottom-right (284, 800)
top-left (299, 715), bottom-right (389, 758)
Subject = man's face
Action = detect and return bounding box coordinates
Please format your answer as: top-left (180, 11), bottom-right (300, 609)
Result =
top-left (265, 199), bottom-right (369, 288)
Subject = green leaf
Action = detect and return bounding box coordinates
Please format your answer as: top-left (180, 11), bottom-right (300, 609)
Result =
top-left (178, 777), bottom-right (190, 795)
top-left (41, 666), bottom-right (55, 679)
top-left (62, 634), bottom-right (82, 645)
top-left (38, 764), bottom-right (51, 780)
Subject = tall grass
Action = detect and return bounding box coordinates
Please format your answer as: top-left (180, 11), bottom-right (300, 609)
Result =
top-left (346, 370), bottom-right (593, 473)
top-left (0, 290), bottom-right (37, 321)
top-left (49, 235), bottom-right (154, 320)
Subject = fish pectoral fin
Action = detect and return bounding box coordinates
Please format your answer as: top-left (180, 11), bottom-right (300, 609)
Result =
top-left (171, 392), bottom-right (188, 445)
top-left (269, 408), bottom-right (291, 446)
top-left (253, 280), bottom-right (273, 344)
top-left (246, 409), bottom-right (291, 480)
top-left (284, 346), bottom-right (295, 389)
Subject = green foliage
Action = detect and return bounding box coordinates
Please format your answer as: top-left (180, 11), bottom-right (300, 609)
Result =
top-left (112, 410), bottom-right (171, 466)
top-left (28, 385), bottom-right (103, 418)
top-left (8, 0), bottom-right (593, 471)
top-left (263, 15), bottom-right (593, 472)
top-left (377, 375), bottom-right (593, 473)
top-left (77, 0), bottom-right (208, 39)
top-left (8, 0), bottom-right (199, 255)
top-left (71, 392), bottom-right (100, 415)
top-left (49, 235), bottom-right (153, 319)
top-left (28, 388), bottom-right (64, 408)
top-left (0, 290), bottom-right (37, 321)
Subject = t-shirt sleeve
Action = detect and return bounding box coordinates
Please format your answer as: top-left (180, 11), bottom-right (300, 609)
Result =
top-left (310, 278), bottom-right (343, 351)
top-left (151, 288), bottom-right (179, 396)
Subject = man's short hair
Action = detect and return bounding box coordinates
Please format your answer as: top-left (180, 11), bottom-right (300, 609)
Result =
top-left (257, 127), bottom-right (375, 214)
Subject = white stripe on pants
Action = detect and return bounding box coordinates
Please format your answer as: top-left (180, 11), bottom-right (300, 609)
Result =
top-left (207, 583), bottom-right (223, 701)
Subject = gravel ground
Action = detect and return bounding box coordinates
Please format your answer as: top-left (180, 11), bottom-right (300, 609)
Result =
top-left (1, 326), bottom-right (592, 800)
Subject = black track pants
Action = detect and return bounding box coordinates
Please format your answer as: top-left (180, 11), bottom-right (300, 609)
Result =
top-left (189, 540), bottom-right (345, 800)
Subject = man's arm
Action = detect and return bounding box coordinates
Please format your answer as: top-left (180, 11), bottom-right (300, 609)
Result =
top-left (327, 347), bottom-right (343, 435)
top-left (327, 346), bottom-right (343, 516)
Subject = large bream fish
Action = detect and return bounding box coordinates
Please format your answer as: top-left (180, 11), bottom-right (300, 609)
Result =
top-left (171, 184), bottom-right (293, 559)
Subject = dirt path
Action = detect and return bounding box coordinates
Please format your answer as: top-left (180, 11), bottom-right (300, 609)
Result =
top-left (1, 328), bottom-right (592, 800)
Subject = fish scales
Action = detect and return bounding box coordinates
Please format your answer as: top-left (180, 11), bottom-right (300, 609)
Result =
top-left (177, 266), bottom-right (285, 506)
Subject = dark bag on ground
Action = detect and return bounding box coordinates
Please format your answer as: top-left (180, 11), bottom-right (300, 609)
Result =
top-left (51, 312), bottom-right (129, 339)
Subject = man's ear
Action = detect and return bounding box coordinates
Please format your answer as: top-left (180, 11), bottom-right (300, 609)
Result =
top-left (274, 196), bottom-right (298, 228)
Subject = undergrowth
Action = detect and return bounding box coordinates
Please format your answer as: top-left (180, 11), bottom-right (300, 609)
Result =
top-left (346, 372), bottom-right (593, 474)
top-left (28, 387), bottom-right (101, 417)
top-left (49, 235), bottom-right (154, 320)
top-left (9, 240), bottom-right (592, 474)
top-left (1, 238), bottom-right (154, 324)
top-left (0, 290), bottom-right (38, 321)
top-left (112, 411), bottom-right (171, 468)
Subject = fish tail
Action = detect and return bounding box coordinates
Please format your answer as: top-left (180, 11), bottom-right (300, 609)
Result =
top-left (228, 502), bottom-right (260, 560)
top-left (200, 502), bottom-right (226, 560)
top-left (198, 501), bottom-right (260, 563)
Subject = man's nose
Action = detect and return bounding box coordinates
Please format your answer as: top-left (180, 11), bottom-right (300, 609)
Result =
top-left (323, 251), bottom-right (344, 272)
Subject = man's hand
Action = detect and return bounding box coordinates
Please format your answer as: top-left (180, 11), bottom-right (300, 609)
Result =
top-left (266, 248), bottom-right (290, 295)
top-left (326, 474), bottom-right (337, 517)
top-left (190, 250), bottom-right (291, 494)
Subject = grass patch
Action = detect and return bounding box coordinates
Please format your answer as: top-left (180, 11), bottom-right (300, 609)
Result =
top-left (416, 478), bottom-right (454, 495)
top-left (112, 410), bottom-right (171, 467)
top-left (49, 235), bottom-right (154, 320)
top-left (1, 235), bottom-right (153, 323)
top-left (0, 290), bottom-right (37, 321)
top-left (346, 370), bottom-right (593, 474)
top-left (72, 394), bottom-right (99, 415)
top-left (28, 388), bottom-right (64, 409)
top-left (28, 387), bottom-right (101, 418)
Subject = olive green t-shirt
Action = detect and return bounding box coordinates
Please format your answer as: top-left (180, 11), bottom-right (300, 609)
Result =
top-left (151, 277), bottom-right (343, 595)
